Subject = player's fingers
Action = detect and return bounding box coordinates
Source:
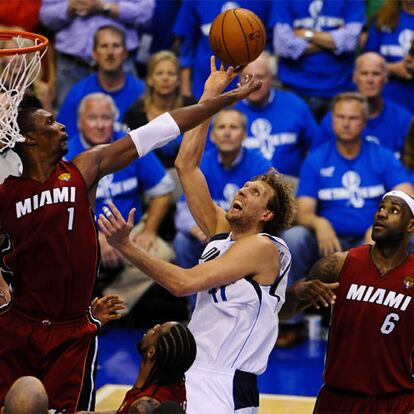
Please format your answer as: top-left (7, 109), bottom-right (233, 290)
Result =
top-left (127, 208), bottom-right (136, 227)
top-left (210, 55), bottom-right (216, 72)
top-left (98, 216), bottom-right (111, 235)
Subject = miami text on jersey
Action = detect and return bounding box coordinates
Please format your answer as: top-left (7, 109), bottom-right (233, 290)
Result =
top-left (346, 283), bottom-right (412, 311)
top-left (15, 187), bottom-right (76, 218)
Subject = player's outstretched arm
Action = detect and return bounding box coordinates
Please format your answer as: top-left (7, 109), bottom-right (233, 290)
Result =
top-left (279, 252), bottom-right (346, 321)
top-left (98, 202), bottom-right (279, 296)
top-left (175, 57), bottom-right (248, 237)
top-left (74, 67), bottom-right (261, 189)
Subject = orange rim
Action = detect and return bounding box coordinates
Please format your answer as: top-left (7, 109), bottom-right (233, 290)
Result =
top-left (0, 30), bottom-right (48, 56)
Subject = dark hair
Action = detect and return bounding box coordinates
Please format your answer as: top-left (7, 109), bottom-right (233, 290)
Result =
top-left (93, 25), bottom-right (126, 49)
top-left (252, 168), bottom-right (294, 235)
top-left (375, 0), bottom-right (401, 32)
top-left (16, 106), bottom-right (39, 136)
top-left (144, 323), bottom-right (196, 389)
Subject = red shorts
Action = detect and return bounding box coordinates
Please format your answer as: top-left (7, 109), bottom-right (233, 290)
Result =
top-left (0, 305), bottom-right (99, 413)
top-left (314, 385), bottom-right (414, 414)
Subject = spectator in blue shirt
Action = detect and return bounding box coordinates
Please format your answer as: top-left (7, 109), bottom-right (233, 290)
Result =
top-left (173, 108), bottom-right (270, 270)
top-left (364, 0), bottom-right (414, 114)
top-left (40, 0), bottom-right (154, 106)
top-left (57, 25), bottom-right (145, 137)
top-left (135, 0), bottom-right (182, 77)
top-left (173, 0), bottom-right (272, 99)
top-left (270, 0), bottom-right (364, 121)
top-left (66, 92), bottom-right (175, 314)
top-left (279, 92), bottom-right (413, 347)
top-left (319, 52), bottom-right (413, 156)
top-left (234, 51), bottom-right (319, 186)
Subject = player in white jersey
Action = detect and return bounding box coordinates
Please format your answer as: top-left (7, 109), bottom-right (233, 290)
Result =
top-left (98, 58), bottom-right (331, 413)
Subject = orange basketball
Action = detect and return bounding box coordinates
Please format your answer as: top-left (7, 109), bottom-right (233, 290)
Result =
top-left (209, 8), bottom-right (266, 67)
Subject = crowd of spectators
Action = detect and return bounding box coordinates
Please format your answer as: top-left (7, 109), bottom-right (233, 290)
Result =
top-left (1, 0), bottom-right (414, 409)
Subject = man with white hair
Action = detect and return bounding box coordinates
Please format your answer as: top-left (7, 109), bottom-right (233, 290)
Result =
top-left (67, 92), bottom-right (175, 313)
top-left (234, 51), bottom-right (319, 184)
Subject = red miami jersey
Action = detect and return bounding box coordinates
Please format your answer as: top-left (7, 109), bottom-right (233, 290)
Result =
top-left (117, 382), bottom-right (186, 413)
top-left (0, 161), bottom-right (99, 318)
top-left (324, 245), bottom-right (414, 395)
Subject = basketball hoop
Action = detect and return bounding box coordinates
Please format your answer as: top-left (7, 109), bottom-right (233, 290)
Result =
top-left (0, 30), bottom-right (48, 152)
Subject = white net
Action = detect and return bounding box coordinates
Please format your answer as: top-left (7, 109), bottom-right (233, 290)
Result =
top-left (0, 34), bottom-right (47, 152)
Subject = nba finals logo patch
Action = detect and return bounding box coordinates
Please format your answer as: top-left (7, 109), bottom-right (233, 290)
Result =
top-left (403, 276), bottom-right (414, 289)
top-left (58, 173), bottom-right (71, 182)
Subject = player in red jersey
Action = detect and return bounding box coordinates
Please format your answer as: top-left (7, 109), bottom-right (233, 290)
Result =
top-left (282, 190), bottom-right (414, 413)
top-left (0, 64), bottom-right (260, 413)
top-left (116, 322), bottom-right (196, 413)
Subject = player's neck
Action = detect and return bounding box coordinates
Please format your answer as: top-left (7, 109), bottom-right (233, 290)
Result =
top-left (135, 361), bottom-right (154, 388)
top-left (371, 244), bottom-right (409, 275)
top-left (20, 152), bottom-right (60, 183)
top-left (230, 223), bottom-right (263, 240)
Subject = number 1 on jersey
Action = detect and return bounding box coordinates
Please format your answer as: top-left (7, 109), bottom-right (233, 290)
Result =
top-left (67, 207), bottom-right (75, 230)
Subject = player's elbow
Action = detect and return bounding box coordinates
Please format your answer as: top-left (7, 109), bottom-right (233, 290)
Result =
top-left (169, 280), bottom-right (193, 297)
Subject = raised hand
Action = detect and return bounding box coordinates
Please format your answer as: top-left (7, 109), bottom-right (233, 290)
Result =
top-left (203, 56), bottom-right (241, 97)
top-left (98, 201), bottom-right (135, 250)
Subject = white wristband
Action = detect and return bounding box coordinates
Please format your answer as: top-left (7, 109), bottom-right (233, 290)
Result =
top-left (129, 112), bottom-right (181, 157)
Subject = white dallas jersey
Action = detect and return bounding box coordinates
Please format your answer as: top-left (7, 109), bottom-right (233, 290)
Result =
top-left (188, 232), bottom-right (291, 375)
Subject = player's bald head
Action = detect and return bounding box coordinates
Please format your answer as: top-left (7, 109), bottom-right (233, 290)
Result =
top-left (2, 376), bottom-right (48, 414)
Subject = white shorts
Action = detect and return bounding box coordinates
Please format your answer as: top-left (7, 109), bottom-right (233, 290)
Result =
top-left (185, 362), bottom-right (259, 414)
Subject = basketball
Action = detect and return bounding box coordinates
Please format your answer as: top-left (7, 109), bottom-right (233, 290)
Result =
top-left (208, 8), bottom-right (266, 67)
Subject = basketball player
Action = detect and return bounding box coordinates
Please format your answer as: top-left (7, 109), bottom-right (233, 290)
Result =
top-left (117, 322), bottom-right (196, 413)
top-left (0, 64), bottom-right (260, 413)
top-left (282, 190), bottom-right (414, 413)
top-left (98, 58), bottom-right (295, 414)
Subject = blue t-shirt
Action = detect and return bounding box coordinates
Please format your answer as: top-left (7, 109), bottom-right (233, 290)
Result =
top-left (318, 99), bottom-right (413, 155)
top-left (173, 0), bottom-right (272, 98)
top-left (136, 0), bottom-right (182, 64)
top-left (57, 73), bottom-right (145, 137)
top-left (234, 89), bottom-right (319, 176)
top-left (66, 131), bottom-right (167, 223)
top-left (364, 11), bottom-right (414, 114)
top-left (269, 0), bottom-right (364, 97)
top-left (298, 140), bottom-right (409, 237)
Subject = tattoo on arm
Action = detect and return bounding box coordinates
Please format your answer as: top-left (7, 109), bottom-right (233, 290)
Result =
top-left (307, 253), bottom-right (345, 283)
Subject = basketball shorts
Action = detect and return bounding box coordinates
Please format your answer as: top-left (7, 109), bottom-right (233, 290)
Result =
top-left (314, 385), bottom-right (414, 414)
top-left (185, 362), bottom-right (259, 414)
top-left (0, 305), bottom-right (99, 413)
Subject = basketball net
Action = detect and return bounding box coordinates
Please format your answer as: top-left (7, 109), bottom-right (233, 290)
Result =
top-left (0, 32), bottom-right (48, 152)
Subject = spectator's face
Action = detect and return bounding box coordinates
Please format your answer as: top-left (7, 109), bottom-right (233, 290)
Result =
top-left (211, 110), bottom-right (245, 155)
top-left (147, 59), bottom-right (180, 96)
top-left (353, 56), bottom-right (387, 99)
top-left (242, 56), bottom-right (273, 104)
top-left (78, 99), bottom-right (115, 146)
top-left (93, 29), bottom-right (127, 74)
top-left (332, 100), bottom-right (366, 143)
